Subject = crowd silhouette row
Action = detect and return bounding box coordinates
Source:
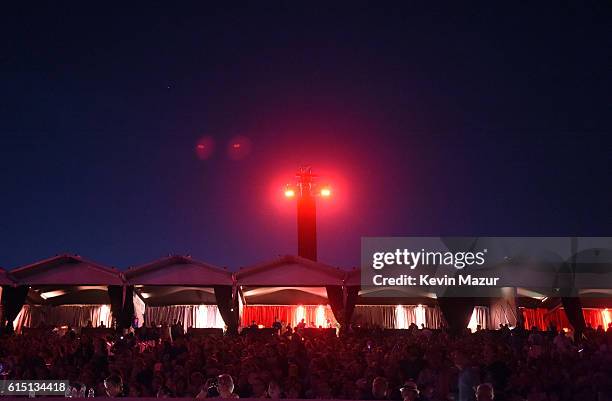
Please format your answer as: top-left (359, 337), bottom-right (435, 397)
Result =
top-left (1, 322), bottom-right (612, 401)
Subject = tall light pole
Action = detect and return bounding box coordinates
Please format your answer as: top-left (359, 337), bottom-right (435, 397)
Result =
top-left (284, 166), bottom-right (331, 261)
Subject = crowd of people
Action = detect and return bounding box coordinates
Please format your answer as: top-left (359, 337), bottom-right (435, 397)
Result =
top-left (1, 323), bottom-right (611, 401)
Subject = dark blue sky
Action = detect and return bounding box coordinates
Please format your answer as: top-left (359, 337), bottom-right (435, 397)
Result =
top-left (1, 3), bottom-right (610, 270)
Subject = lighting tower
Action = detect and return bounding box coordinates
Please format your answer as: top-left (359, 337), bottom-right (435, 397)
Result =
top-left (284, 166), bottom-right (331, 261)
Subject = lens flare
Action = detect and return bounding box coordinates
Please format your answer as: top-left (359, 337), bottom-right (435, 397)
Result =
top-left (320, 187), bottom-right (331, 197)
top-left (195, 136), bottom-right (215, 160)
top-left (227, 135), bottom-right (252, 160)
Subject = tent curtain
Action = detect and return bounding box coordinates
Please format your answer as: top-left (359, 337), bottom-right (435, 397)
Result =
top-left (241, 305), bottom-right (337, 329)
top-left (146, 305), bottom-right (188, 327)
top-left (490, 297), bottom-right (518, 328)
top-left (325, 286), bottom-right (344, 325)
top-left (561, 297), bottom-right (586, 339)
top-left (521, 307), bottom-right (611, 332)
top-left (522, 308), bottom-right (548, 330)
top-left (107, 285), bottom-right (135, 330)
top-left (1, 285), bottom-right (29, 334)
top-left (582, 309), bottom-right (609, 329)
top-left (214, 285), bottom-right (238, 335)
top-left (353, 305), bottom-right (447, 329)
top-left (353, 305), bottom-right (397, 328)
top-left (144, 305), bottom-right (224, 332)
top-left (241, 305), bottom-right (480, 330)
top-left (133, 293), bottom-right (146, 328)
top-left (469, 306), bottom-right (490, 331)
top-left (14, 304), bottom-right (112, 333)
top-left (438, 297), bottom-right (476, 335)
top-left (545, 308), bottom-right (571, 331)
top-left (123, 285), bottom-right (135, 329)
top-left (237, 291), bottom-right (244, 327)
top-left (344, 286), bottom-right (360, 325)
top-left (242, 305), bottom-right (293, 327)
top-left (108, 285), bottom-right (122, 329)
top-left (404, 306), bottom-right (418, 327)
top-left (425, 305), bottom-right (445, 329)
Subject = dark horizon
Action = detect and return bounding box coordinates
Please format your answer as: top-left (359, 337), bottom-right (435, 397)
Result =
top-left (1, 3), bottom-right (611, 270)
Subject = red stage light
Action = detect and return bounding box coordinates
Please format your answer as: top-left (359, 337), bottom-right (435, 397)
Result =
top-left (320, 187), bottom-right (331, 197)
top-left (284, 188), bottom-right (296, 198)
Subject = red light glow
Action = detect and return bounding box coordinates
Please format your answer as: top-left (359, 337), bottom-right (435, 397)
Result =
top-left (320, 187), bottom-right (331, 197)
top-left (284, 188), bottom-right (296, 198)
top-left (227, 135), bottom-right (252, 160)
top-left (195, 136), bottom-right (215, 160)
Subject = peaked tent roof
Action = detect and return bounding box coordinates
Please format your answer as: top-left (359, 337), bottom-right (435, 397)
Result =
top-left (125, 255), bottom-right (233, 286)
top-left (10, 254), bottom-right (123, 285)
top-left (0, 267), bottom-right (14, 285)
top-left (236, 255), bottom-right (345, 286)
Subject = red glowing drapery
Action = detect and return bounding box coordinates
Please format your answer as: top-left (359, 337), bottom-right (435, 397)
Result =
top-left (522, 308), bottom-right (548, 330)
top-left (241, 305), bottom-right (337, 329)
top-left (522, 307), bottom-right (611, 331)
top-left (583, 309), bottom-right (606, 329)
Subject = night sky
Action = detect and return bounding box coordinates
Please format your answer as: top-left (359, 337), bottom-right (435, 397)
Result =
top-left (1, 3), bottom-right (610, 270)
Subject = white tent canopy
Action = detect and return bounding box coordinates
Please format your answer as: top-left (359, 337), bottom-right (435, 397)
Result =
top-left (8, 255), bottom-right (121, 306)
top-left (10, 254), bottom-right (122, 286)
top-left (125, 255), bottom-right (233, 306)
top-left (125, 255), bottom-right (233, 329)
top-left (125, 255), bottom-right (233, 286)
top-left (236, 255), bottom-right (346, 305)
top-left (7, 255), bottom-right (120, 331)
top-left (237, 255), bottom-right (344, 287)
